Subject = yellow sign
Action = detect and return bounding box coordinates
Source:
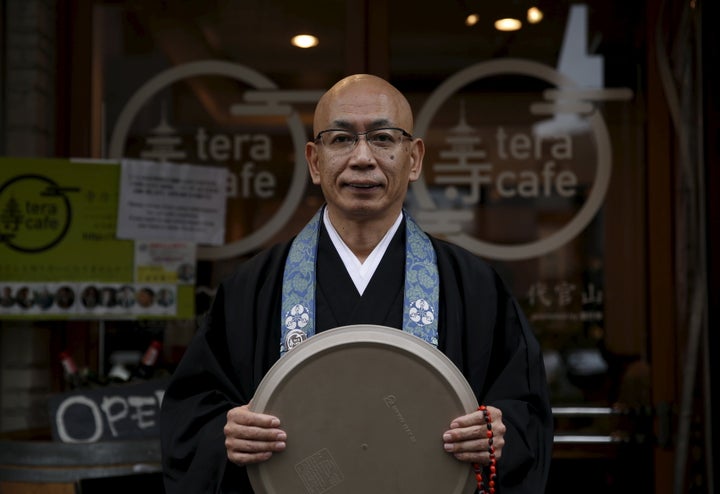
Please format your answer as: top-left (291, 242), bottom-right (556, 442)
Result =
top-left (0, 157), bottom-right (194, 319)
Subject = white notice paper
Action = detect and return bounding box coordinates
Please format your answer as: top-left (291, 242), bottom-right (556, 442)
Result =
top-left (117, 159), bottom-right (228, 245)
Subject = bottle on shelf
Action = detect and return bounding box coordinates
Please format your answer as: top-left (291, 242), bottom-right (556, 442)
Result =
top-left (59, 351), bottom-right (84, 389)
top-left (133, 340), bottom-right (163, 380)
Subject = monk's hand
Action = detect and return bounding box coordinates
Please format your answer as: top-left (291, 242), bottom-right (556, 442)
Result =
top-left (442, 405), bottom-right (505, 465)
top-left (224, 404), bottom-right (286, 466)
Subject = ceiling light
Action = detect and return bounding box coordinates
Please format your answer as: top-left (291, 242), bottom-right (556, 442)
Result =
top-left (494, 18), bottom-right (522, 32)
top-left (291, 34), bottom-right (319, 49)
top-left (527, 7), bottom-right (544, 24)
top-left (465, 13), bottom-right (480, 26)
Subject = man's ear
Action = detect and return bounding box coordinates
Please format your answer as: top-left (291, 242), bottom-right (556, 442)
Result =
top-left (305, 141), bottom-right (322, 185)
top-left (408, 138), bottom-right (425, 182)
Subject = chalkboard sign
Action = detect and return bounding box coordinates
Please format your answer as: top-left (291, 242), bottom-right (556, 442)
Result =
top-left (48, 378), bottom-right (169, 443)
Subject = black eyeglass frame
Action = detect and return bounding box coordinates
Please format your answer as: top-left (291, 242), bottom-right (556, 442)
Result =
top-left (312, 127), bottom-right (414, 144)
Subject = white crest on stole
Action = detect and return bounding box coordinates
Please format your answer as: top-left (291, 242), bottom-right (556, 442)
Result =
top-left (408, 299), bottom-right (435, 326)
top-left (284, 303), bottom-right (310, 330)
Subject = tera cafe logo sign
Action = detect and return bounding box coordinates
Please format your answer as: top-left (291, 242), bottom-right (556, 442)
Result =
top-left (108, 61), bottom-right (318, 261)
top-left (408, 5), bottom-right (633, 260)
top-left (0, 174), bottom-right (75, 253)
top-left (411, 58), bottom-right (628, 260)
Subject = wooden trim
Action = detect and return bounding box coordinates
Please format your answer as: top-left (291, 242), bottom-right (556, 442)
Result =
top-left (646, 1), bottom-right (677, 493)
top-left (366, 0), bottom-right (389, 78)
top-left (345, 0), bottom-right (368, 75)
top-left (56, 0), bottom-right (94, 158)
top-left (702, 0), bottom-right (719, 487)
top-left (344, 0), bottom-right (390, 78)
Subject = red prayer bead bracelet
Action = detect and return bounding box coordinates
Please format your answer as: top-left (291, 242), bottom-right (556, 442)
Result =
top-left (472, 405), bottom-right (497, 494)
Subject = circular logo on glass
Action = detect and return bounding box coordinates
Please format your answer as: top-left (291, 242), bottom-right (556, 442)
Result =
top-left (412, 59), bottom-right (617, 260)
top-left (0, 174), bottom-right (73, 253)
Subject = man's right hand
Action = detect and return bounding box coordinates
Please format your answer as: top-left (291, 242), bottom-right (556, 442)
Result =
top-left (224, 404), bottom-right (287, 465)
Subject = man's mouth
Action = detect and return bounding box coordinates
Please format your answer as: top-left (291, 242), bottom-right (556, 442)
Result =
top-left (346, 182), bottom-right (381, 190)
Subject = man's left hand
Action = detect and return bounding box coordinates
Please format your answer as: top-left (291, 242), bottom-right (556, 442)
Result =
top-left (442, 405), bottom-right (505, 465)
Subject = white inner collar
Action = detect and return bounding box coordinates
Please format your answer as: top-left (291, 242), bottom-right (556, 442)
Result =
top-left (323, 209), bottom-right (403, 295)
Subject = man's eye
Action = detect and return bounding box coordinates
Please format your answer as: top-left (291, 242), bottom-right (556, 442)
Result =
top-left (369, 132), bottom-right (396, 145)
top-left (330, 133), bottom-right (355, 144)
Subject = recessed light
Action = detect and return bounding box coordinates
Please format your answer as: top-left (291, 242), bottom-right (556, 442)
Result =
top-left (494, 18), bottom-right (522, 31)
top-left (527, 7), bottom-right (544, 24)
top-left (291, 34), bottom-right (319, 48)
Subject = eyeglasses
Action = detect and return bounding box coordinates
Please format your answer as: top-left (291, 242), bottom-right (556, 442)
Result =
top-left (313, 127), bottom-right (413, 155)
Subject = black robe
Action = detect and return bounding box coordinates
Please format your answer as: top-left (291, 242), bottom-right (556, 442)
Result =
top-left (160, 221), bottom-right (553, 493)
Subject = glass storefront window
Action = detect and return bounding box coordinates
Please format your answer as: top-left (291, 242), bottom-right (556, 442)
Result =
top-left (387, 3), bottom-right (653, 489)
top-left (390, 0), bottom-right (648, 410)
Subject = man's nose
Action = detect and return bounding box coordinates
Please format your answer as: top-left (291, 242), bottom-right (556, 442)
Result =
top-left (348, 136), bottom-right (376, 164)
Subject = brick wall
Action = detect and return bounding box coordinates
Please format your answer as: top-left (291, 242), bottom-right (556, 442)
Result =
top-left (1, 0), bottom-right (57, 433)
top-left (3, 0), bottom-right (56, 156)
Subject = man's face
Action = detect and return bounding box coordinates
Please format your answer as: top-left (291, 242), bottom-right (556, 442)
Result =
top-left (305, 78), bottom-right (424, 223)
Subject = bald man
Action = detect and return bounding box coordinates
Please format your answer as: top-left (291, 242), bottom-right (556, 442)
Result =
top-left (161, 74), bottom-right (552, 494)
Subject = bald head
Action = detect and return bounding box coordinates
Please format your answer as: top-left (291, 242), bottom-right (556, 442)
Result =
top-left (313, 74), bottom-right (414, 136)
top-left (305, 73), bottom-right (425, 234)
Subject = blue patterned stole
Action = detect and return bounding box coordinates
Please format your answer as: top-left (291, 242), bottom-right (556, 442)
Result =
top-left (280, 207), bottom-right (439, 356)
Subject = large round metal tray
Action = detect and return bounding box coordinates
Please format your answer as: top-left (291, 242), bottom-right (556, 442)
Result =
top-left (247, 324), bottom-right (478, 494)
